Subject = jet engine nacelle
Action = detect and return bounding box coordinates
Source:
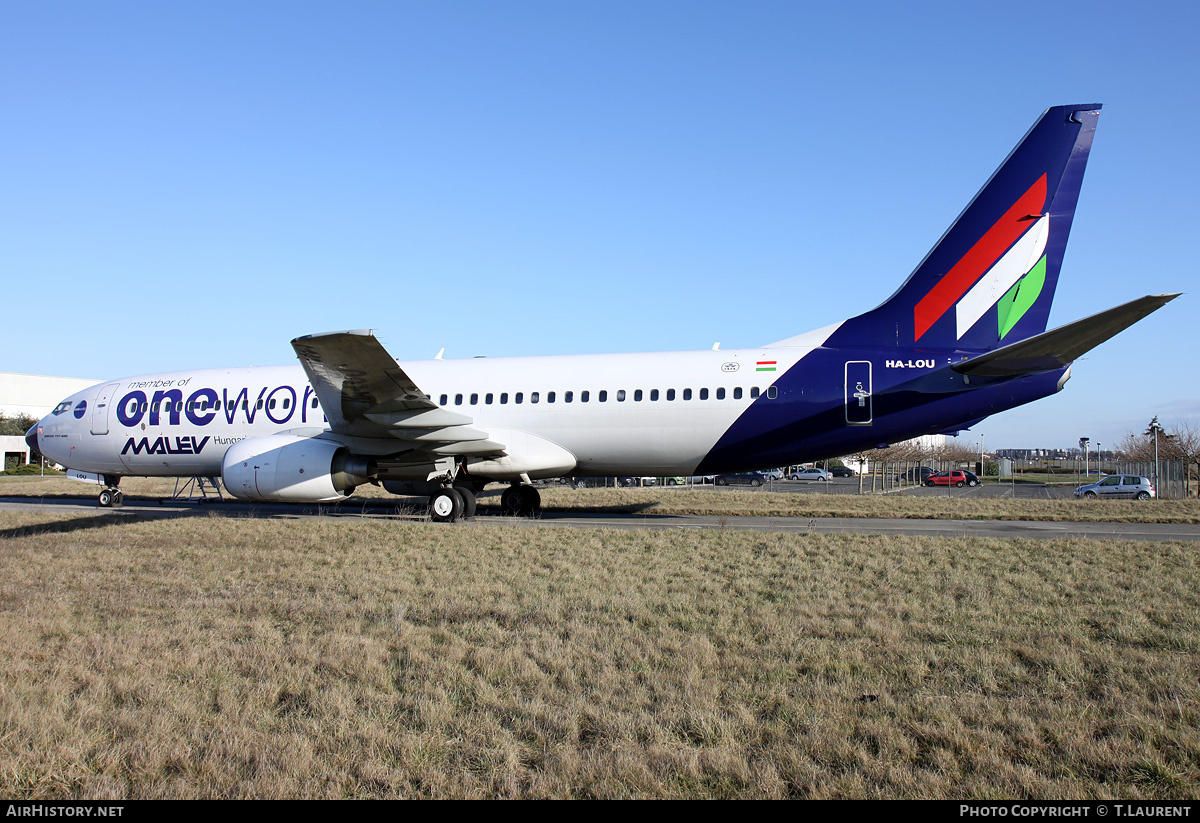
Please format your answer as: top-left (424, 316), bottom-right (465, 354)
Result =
top-left (222, 434), bottom-right (370, 502)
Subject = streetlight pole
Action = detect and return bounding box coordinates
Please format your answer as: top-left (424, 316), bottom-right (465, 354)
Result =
top-left (1147, 417), bottom-right (1163, 496)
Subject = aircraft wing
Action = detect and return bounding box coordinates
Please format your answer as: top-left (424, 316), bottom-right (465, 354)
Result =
top-left (952, 294), bottom-right (1179, 378)
top-left (290, 330), bottom-right (506, 455)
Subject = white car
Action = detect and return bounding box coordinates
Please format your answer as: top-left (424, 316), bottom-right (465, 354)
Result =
top-left (790, 467), bottom-right (832, 481)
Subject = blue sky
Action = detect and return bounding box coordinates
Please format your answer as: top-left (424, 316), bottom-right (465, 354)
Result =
top-left (3, 1), bottom-right (1196, 450)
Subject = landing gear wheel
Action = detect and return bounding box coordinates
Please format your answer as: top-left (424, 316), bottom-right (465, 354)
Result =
top-left (453, 484), bottom-right (477, 519)
top-left (429, 488), bottom-right (465, 522)
top-left (501, 484), bottom-right (542, 517)
top-left (501, 486), bottom-right (525, 516)
top-left (99, 489), bottom-right (114, 508)
top-left (113, 491), bottom-right (123, 506)
top-left (519, 485), bottom-right (541, 516)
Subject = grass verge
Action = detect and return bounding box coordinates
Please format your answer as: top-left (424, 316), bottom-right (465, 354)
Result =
top-left (1, 511), bottom-right (1197, 798)
top-left (4, 476), bottom-right (1199, 523)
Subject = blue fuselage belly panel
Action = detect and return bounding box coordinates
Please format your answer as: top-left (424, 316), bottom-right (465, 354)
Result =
top-left (695, 347), bottom-right (1066, 473)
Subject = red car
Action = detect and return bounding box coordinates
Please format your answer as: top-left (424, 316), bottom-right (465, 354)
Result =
top-left (924, 470), bottom-right (979, 488)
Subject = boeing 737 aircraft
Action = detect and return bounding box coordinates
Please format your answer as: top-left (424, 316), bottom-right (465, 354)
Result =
top-left (27, 104), bottom-right (1177, 521)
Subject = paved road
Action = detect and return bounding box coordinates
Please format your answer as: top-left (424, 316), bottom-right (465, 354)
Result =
top-left (3, 495), bottom-right (1196, 543)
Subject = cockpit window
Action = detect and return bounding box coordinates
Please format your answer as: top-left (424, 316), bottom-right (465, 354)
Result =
top-left (52, 401), bottom-right (72, 415)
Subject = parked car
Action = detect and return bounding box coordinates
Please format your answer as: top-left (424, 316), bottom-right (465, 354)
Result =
top-left (1074, 475), bottom-right (1155, 500)
top-left (618, 476), bottom-right (657, 487)
top-left (665, 476), bottom-right (715, 485)
top-left (760, 468), bottom-right (785, 481)
top-left (924, 470), bottom-right (979, 487)
top-left (714, 472), bottom-right (768, 487)
top-left (789, 467), bottom-right (831, 481)
top-left (829, 466), bottom-right (856, 477)
top-left (896, 466), bottom-right (935, 482)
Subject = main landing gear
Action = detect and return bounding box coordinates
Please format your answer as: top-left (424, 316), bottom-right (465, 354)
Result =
top-left (425, 463), bottom-right (541, 523)
top-left (428, 483), bottom-right (478, 523)
top-left (500, 483), bottom-right (541, 518)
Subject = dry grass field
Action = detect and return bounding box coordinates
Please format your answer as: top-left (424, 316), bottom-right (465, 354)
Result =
top-left (4, 474), bottom-right (1200, 523)
top-left (1, 510), bottom-right (1197, 798)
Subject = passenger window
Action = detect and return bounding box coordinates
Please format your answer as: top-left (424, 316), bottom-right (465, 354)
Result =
top-left (599, 390), bottom-right (608, 402)
top-left (734, 387), bottom-right (742, 400)
top-left (683, 389), bottom-right (692, 400)
top-left (516, 393), bottom-right (523, 404)
top-left (439, 394), bottom-right (448, 406)
top-left (699, 388), bottom-right (709, 400)
top-left (470, 393), bottom-right (478, 405)
top-left (581, 391), bottom-right (589, 403)
top-left (667, 389), bottom-right (675, 401)
top-left (455, 394), bottom-right (463, 406)
top-left (565, 391), bottom-right (573, 403)
top-left (650, 389), bottom-right (659, 401)
top-left (767, 386), bottom-right (778, 399)
top-left (634, 389), bottom-right (643, 401)
top-left (716, 388), bottom-right (725, 400)
top-left (617, 390), bottom-right (626, 402)
top-left (312, 398), bottom-right (319, 408)
top-left (548, 392), bottom-right (555, 403)
top-left (486, 393), bottom-right (493, 405)
top-left (501, 393), bottom-right (509, 404)
top-left (750, 387), bottom-right (760, 398)
top-left (531, 392), bottom-right (539, 404)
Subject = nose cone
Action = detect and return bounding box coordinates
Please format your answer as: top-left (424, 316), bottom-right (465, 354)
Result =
top-left (25, 423), bottom-right (40, 455)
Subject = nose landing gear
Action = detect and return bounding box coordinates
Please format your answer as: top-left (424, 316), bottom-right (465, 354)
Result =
top-left (98, 479), bottom-right (123, 508)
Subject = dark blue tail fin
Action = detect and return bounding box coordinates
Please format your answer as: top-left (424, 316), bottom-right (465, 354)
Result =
top-left (827, 104), bottom-right (1101, 352)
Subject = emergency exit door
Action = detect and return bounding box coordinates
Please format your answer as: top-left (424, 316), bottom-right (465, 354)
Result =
top-left (844, 362), bottom-right (872, 426)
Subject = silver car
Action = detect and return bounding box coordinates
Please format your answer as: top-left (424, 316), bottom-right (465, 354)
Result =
top-left (789, 467), bottom-right (832, 481)
top-left (1074, 475), bottom-right (1156, 500)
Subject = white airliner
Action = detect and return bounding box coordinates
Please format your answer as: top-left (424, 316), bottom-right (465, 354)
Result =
top-left (27, 105), bottom-right (1177, 521)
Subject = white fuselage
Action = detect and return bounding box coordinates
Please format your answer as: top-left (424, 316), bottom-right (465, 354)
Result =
top-left (36, 342), bottom-right (820, 481)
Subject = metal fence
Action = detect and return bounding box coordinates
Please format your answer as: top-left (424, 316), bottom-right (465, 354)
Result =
top-left (997, 457), bottom-right (1196, 499)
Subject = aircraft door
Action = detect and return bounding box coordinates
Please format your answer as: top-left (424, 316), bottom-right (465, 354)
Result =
top-left (844, 362), bottom-right (872, 426)
top-left (91, 383), bottom-right (120, 435)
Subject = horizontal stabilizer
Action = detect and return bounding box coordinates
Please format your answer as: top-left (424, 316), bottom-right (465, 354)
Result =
top-left (952, 294), bottom-right (1179, 377)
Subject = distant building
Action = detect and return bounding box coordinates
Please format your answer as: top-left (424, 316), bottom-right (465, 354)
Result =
top-left (994, 448), bottom-right (1070, 460)
top-left (0, 372), bottom-right (101, 419)
top-left (1, 372), bottom-right (101, 467)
